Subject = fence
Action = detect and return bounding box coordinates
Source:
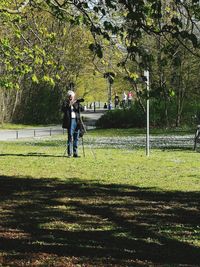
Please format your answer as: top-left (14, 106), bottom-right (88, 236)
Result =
top-left (0, 127), bottom-right (66, 141)
top-left (0, 125), bottom-right (96, 141)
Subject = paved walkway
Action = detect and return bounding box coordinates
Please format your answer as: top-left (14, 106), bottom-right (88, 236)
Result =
top-left (0, 110), bottom-right (105, 141)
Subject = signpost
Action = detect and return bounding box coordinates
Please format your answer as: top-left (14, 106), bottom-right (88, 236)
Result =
top-left (108, 75), bottom-right (112, 110)
top-left (144, 70), bottom-right (150, 156)
top-left (104, 72), bottom-right (115, 110)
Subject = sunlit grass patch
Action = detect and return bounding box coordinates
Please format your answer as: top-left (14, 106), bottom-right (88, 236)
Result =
top-left (158, 224), bottom-right (200, 247)
top-left (0, 123), bottom-right (58, 130)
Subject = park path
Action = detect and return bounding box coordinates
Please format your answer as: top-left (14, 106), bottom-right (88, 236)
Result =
top-left (0, 109), bottom-right (196, 151)
top-left (0, 126), bottom-right (196, 150)
top-left (0, 110), bottom-right (105, 141)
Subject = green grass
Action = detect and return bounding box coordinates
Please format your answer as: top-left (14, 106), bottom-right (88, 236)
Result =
top-left (90, 127), bottom-right (195, 137)
top-left (0, 135), bottom-right (200, 266)
top-left (0, 122), bottom-right (58, 130)
top-left (0, 122), bottom-right (196, 135)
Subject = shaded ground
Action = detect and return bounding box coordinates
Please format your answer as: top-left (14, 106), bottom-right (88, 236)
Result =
top-left (0, 176), bottom-right (199, 266)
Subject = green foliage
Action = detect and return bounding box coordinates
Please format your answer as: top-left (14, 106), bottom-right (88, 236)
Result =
top-left (0, 5), bottom-right (96, 123)
top-left (13, 83), bottom-right (62, 124)
top-left (1, 0), bottom-right (200, 128)
top-left (96, 103), bottom-right (146, 128)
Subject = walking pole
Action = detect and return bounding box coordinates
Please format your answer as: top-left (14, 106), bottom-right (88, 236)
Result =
top-left (80, 116), bottom-right (96, 159)
top-left (63, 145), bottom-right (68, 156)
top-left (82, 136), bottom-right (85, 157)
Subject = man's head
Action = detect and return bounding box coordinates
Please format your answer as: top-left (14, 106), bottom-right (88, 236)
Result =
top-left (67, 90), bottom-right (75, 101)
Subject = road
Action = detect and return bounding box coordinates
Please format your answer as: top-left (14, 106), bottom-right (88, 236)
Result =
top-left (0, 109), bottom-right (105, 141)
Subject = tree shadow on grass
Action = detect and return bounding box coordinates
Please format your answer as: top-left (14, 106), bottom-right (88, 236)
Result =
top-left (0, 153), bottom-right (65, 158)
top-left (159, 146), bottom-right (193, 151)
top-left (0, 175), bottom-right (200, 266)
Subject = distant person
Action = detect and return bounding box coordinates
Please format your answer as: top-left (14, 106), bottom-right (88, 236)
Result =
top-left (90, 102), bottom-right (94, 109)
top-left (114, 93), bottom-right (120, 108)
top-left (61, 90), bottom-right (84, 158)
top-left (127, 90), bottom-right (133, 107)
top-left (122, 91), bottom-right (127, 108)
top-left (104, 103), bottom-right (108, 109)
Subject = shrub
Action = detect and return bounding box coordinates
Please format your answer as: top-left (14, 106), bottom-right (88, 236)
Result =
top-left (96, 102), bottom-right (146, 128)
top-left (13, 83), bottom-right (62, 124)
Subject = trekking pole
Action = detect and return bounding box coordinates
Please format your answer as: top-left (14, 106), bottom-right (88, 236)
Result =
top-left (80, 116), bottom-right (96, 159)
top-left (82, 136), bottom-right (85, 157)
top-left (63, 146), bottom-right (68, 156)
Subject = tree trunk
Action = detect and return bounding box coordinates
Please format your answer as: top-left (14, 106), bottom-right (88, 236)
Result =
top-left (175, 81), bottom-right (185, 127)
top-left (175, 53), bottom-right (185, 127)
top-left (157, 36), bottom-right (169, 127)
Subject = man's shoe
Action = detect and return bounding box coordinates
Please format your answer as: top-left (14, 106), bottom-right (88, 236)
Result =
top-left (67, 155), bottom-right (72, 158)
top-left (73, 154), bottom-right (80, 158)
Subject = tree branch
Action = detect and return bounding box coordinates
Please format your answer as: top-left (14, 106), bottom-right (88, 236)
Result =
top-left (0, 0), bottom-right (30, 14)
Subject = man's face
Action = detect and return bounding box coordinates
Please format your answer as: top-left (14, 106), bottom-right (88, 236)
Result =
top-left (68, 94), bottom-right (74, 101)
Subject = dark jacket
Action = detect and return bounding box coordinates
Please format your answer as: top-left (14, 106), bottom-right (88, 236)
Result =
top-left (61, 100), bottom-right (84, 129)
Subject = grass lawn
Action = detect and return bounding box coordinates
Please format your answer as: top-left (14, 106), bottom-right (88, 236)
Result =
top-left (0, 134), bottom-right (200, 266)
top-left (0, 123), bottom-right (58, 130)
top-left (89, 127), bottom-right (196, 137)
top-left (0, 122), bottom-right (195, 134)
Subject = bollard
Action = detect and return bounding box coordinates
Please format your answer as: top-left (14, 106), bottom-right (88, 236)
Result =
top-left (34, 130), bottom-right (36, 137)
top-left (16, 131), bottom-right (18, 139)
top-left (50, 128), bottom-right (52, 136)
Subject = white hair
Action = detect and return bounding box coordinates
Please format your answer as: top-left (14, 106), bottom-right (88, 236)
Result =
top-left (67, 90), bottom-right (75, 97)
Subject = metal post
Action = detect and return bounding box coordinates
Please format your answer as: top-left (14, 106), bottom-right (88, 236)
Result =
top-left (50, 128), bottom-right (52, 136)
top-left (108, 77), bottom-right (112, 110)
top-left (16, 131), bottom-right (18, 139)
top-left (144, 70), bottom-right (150, 156)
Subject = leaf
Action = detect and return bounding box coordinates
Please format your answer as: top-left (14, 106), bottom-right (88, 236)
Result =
top-left (49, 78), bottom-right (55, 86)
top-left (169, 89), bottom-right (175, 97)
top-left (15, 83), bottom-right (20, 90)
top-left (35, 56), bottom-right (43, 65)
top-left (43, 75), bottom-right (50, 82)
top-left (15, 30), bottom-right (21, 39)
top-left (55, 74), bottom-right (61, 80)
top-left (130, 72), bottom-right (139, 80)
top-left (32, 74), bottom-right (39, 84)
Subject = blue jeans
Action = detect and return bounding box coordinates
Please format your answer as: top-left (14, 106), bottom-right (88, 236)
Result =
top-left (67, 119), bottom-right (80, 156)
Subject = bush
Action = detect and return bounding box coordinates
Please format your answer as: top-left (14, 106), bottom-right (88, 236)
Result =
top-left (96, 102), bottom-right (146, 128)
top-left (13, 83), bottom-right (62, 124)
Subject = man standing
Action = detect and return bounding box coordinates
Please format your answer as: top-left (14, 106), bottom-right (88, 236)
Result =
top-left (122, 91), bottom-right (127, 108)
top-left (62, 90), bottom-right (84, 158)
top-left (114, 93), bottom-right (120, 108)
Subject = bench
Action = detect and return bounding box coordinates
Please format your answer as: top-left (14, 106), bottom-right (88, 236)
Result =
top-left (194, 125), bottom-right (200, 150)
